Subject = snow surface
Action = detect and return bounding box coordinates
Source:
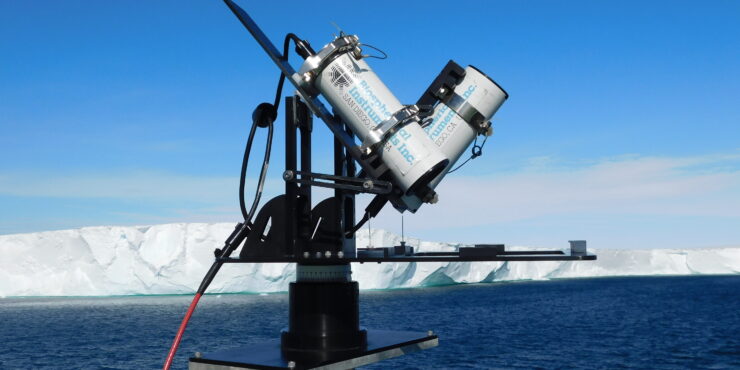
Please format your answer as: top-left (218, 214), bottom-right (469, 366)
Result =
top-left (1, 223), bottom-right (738, 297)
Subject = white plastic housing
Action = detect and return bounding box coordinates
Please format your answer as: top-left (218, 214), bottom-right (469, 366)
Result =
top-left (313, 53), bottom-right (449, 195)
top-left (400, 65), bottom-right (508, 212)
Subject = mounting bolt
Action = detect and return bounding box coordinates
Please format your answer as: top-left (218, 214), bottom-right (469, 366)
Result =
top-left (325, 251), bottom-right (332, 258)
top-left (288, 361), bottom-right (296, 369)
top-left (486, 124), bottom-right (494, 136)
top-left (194, 352), bottom-right (202, 359)
top-left (438, 87), bottom-right (447, 96)
top-left (283, 170), bottom-right (294, 181)
top-left (303, 251), bottom-right (309, 258)
top-left (424, 192), bottom-right (439, 204)
top-left (315, 251), bottom-right (322, 258)
top-left (337, 251), bottom-right (344, 258)
top-left (428, 330), bottom-right (434, 336)
top-left (362, 180), bottom-right (374, 190)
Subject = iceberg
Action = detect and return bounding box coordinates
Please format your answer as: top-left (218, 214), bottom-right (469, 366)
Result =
top-left (0, 223), bottom-right (738, 297)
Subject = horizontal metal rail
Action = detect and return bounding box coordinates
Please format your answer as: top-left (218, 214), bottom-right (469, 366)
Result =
top-left (218, 254), bottom-right (596, 264)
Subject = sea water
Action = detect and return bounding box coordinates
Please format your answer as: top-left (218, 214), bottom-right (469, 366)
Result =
top-left (1, 276), bottom-right (738, 369)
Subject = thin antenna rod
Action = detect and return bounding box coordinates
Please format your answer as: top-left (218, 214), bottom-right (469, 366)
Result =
top-left (401, 214), bottom-right (405, 245)
top-left (330, 21), bottom-right (345, 36)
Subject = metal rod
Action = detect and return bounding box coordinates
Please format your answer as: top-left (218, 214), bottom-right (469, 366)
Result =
top-left (219, 255), bottom-right (597, 263)
top-left (401, 214), bottom-right (405, 244)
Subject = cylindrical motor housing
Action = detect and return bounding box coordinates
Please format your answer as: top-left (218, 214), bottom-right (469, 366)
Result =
top-left (400, 65), bottom-right (508, 212)
top-left (297, 37), bottom-right (449, 197)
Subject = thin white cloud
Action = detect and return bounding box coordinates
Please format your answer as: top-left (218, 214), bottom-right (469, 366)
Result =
top-left (364, 153), bottom-right (740, 231)
top-left (2, 153), bottom-right (739, 234)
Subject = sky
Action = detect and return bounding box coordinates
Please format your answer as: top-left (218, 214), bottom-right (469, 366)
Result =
top-left (1, 0), bottom-right (739, 249)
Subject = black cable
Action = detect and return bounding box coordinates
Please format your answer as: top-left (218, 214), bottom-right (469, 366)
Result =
top-left (238, 118), bottom-right (274, 222)
top-left (358, 43), bottom-right (388, 60)
top-left (239, 33), bottom-right (300, 222)
top-left (345, 212), bottom-right (370, 237)
top-left (272, 34), bottom-right (293, 110)
top-left (345, 195), bottom-right (389, 238)
top-left (239, 121), bottom-right (260, 220)
top-left (447, 135), bottom-right (489, 174)
top-left (272, 33), bottom-right (314, 110)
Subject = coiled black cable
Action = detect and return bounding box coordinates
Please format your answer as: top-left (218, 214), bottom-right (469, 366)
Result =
top-left (238, 109), bottom-right (274, 222)
top-left (238, 33), bottom-right (302, 223)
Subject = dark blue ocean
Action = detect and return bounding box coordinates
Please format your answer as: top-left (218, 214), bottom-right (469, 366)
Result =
top-left (1, 276), bottom-right (739, 369)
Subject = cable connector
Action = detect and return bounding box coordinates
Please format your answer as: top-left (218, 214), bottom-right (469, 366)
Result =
top-left (221, 222), bottom-right (251, 258)
top-left (294, 39), bottom-right (315, 59)
top-left (214, 222), bottom-right (252, 259)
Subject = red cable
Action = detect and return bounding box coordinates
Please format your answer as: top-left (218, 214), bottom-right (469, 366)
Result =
top-left (163, 292), bottom-right (203, 370)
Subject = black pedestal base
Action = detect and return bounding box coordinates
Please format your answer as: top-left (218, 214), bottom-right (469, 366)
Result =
top-left (281, 280), bottom-right (366, 362)
top-left (188, 329), bottom-right (438, 370)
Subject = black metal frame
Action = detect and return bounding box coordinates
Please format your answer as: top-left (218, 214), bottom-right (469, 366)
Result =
top-left (226, 96), bottom-right (596, 265)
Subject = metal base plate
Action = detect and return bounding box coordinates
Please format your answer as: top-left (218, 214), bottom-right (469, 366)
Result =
top-left (189, 329), bottom-right (438, 370)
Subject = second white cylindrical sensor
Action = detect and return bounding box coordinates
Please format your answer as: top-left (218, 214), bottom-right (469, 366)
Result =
top-left (400, 65), bottom-right (508, 212)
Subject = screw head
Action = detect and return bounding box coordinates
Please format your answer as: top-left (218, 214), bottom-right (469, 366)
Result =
top-left (362, 180), bottom-right (374, 190)
top-left (288, 360), bottom-right (296, 369)
top-left (283, 170), bottom-right (294, 180)
top-left (337, 251), bottom-right (344, 258)
top-left (194, 352), bottom-right (203, 358)
top-left (303, 251), bottom-right (309, 258)
top-left (325, 251), bottom-right (332, 258)
top-left (315, 251), bottom-right (322, 258)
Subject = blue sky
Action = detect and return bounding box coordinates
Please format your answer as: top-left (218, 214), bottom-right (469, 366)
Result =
top-left (1, 0), bottom-right (739, 249)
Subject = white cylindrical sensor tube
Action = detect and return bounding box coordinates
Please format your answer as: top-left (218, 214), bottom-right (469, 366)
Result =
top-left (306, 47), bottom-right (449, 196)
top-left (400, 65), bottom-right (508, 212)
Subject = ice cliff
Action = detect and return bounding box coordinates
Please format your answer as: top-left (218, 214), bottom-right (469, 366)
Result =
top-left (1, 223), bottom-right (738, 297)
